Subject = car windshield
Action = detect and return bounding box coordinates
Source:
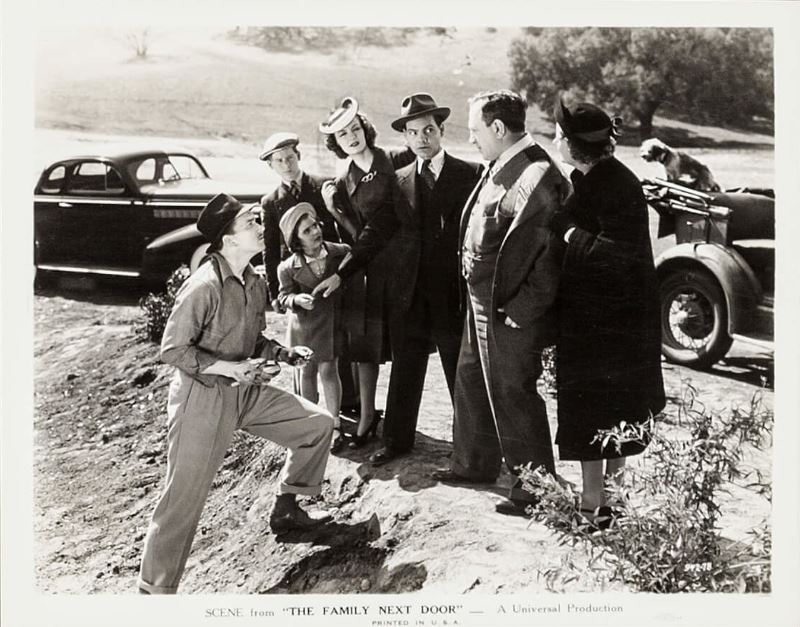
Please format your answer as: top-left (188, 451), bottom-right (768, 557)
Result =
top-left (127, 154), bottom-right (208, 186)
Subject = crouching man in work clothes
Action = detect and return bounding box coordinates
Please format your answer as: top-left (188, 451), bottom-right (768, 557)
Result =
top-left (138, 192), bottom-right (334, 594)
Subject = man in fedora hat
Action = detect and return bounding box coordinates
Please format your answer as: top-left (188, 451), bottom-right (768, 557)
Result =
top-left (137, 192), bottom-right (334, 594)
top-left (367, 93), bottom-right (482, 466)
top-left (431, 90), bottom-right (570, 516)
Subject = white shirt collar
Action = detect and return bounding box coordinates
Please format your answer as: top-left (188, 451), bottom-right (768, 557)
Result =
top-left (416, 149), bottom-right (446, 179)
top-left (303, 246), bottom-right (328, 264)
top-left (491, 134), bottom-right (534, 176)
top-left (282, 173), bottom-right (304, 189)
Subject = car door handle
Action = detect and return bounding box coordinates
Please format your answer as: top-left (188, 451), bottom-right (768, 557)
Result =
top-left (58, 202), bottom-right (73, 208)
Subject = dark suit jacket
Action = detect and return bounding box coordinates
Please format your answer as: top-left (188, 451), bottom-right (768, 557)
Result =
top-left (458, 143), bottom-right (570, 347)
top-left (392, 152), bottom-right (482, 314)
top-left (260, 171), bottom-right (339, 302)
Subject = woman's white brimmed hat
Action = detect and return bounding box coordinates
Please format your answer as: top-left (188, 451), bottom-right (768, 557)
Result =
top-left (318, 97), bottom-right (359, 134)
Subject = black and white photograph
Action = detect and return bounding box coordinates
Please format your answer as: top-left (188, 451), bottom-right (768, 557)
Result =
top-left (2, 1), bottom-right (799, 625)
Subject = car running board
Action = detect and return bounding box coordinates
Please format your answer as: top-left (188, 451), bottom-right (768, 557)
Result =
top-left (36, 264), bottom-right (140, 278)
top-left (731, 333), bottom-right (774, 351)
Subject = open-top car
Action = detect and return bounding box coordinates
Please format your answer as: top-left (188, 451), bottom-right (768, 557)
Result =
top-left (34, 149), bottom-right (266, 285)
top-left (644, 178), bottom-right (774, 369)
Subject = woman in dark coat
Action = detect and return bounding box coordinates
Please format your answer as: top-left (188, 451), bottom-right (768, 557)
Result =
top-left (550, 98), bottom-right (666, 524)
top-left (316, 97), bottom-right (403, 447)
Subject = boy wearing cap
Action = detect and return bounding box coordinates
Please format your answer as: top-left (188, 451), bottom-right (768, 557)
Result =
top-left (259, 132), bottom-right (340, 313)
top-left (368, 93), bottom-right (482, 466)
top-left (137, 193), bottom-right (334, 594)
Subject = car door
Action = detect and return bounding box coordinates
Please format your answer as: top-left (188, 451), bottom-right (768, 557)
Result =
top-left (58, 160), bottom-right (146, 270)
top-left (34, 163), bottom-right (70, 265)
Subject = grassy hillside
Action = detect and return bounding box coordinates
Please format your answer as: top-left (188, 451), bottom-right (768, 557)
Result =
top-left (35, 26), bottom-right (774, 189)
top-left (36, 28), bottom-right (515, 146)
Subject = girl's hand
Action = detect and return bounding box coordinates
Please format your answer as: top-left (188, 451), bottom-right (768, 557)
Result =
top-left (294, 293), bottom-right (315, 310)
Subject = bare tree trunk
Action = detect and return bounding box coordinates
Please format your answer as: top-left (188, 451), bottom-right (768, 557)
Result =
top-left (638, 115), bottom-right (654, 142)
top-left (636, 101), bottom-right (660, 142)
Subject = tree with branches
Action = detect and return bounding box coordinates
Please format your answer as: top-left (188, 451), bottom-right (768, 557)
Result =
top-left (509, 28), bottom-right (773, 141)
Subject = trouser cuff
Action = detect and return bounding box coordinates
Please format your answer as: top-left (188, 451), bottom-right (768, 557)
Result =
top-left (137, 578), bottom-right (178, 595)
top-left (508, 483), bottom-right (537, 503)
top-left (278, 483), bottom-right (322, 497)
top-left (450, 459), bottom-right (498, 482)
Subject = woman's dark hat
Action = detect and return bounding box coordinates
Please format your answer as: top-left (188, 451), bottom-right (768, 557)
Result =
top-left (391, 93), bottom-right (451, 132)
top-left (319, 97), bottom-right (360, 134)
top-left (554, 96), bottom-right (621, 143)
top-left (198, 192), bottom-right (244, 251)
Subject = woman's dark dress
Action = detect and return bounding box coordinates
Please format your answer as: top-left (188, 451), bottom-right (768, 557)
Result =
top-left (333, 147), bottom-right (402, 364)
top-left (554, 157), bottom-right (666, 461)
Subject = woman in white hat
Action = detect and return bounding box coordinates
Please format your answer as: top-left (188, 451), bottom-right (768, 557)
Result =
top-left (314, 97), bottom-right (404, 449)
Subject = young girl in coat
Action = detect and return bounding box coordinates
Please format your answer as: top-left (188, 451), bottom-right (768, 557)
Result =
top-left (277, 202), bottom-right (350, 453)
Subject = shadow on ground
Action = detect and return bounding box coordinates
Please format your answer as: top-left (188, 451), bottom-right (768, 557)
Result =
top-left (35, 273), bottom-right (150, 307)
top-left (711, 354), bottom-right (774, 388)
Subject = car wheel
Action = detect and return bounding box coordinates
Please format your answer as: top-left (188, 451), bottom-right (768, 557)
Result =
top-left (660, 268), bottom-right (733, 369)
top-left (189, 243), bottom-right (211, 274)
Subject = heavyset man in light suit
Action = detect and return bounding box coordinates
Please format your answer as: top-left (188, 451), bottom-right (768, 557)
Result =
top-left (433, 90), bottom-right (570, 516)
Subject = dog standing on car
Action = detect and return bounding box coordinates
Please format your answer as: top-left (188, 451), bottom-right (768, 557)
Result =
top-left (639, 137), bottom-right (721, 192)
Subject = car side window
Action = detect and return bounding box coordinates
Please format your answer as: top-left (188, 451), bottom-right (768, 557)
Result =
top-left (134, 158), bottom-right (157, 183)
top-left (66, 162), bottom-right (126, 195)
top-left (166, 156), bottom-right (203, 180)
top-left (40, 165), bottom-right (66, 194)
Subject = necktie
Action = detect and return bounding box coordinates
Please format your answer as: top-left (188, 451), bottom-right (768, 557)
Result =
top-left (420, 159), bottom-right (435, 190)
top-left (289, 180), bottom-right (300, 200)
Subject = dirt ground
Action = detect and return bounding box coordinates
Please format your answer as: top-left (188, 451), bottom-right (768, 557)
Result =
top-left (32, 277), bottom-right (773, 595)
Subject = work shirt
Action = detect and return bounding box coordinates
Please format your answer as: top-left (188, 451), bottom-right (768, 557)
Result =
top-left (160, 253), bottom-right (283, 387)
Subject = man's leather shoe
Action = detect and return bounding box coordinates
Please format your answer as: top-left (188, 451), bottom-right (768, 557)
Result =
top-left (494, 497), bottom-right (537, 517)
top-left (430, 468), bottom-right (495, 484)
top-left (269, 505), bottom-right (332, 534)
top-left (369, 446), bottom-right (402, 466)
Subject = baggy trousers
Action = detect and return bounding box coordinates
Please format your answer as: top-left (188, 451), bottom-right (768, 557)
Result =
top-left (137, 371), bottom-right (333, 594)
top-left (451, 276), bottom-right (555, 499)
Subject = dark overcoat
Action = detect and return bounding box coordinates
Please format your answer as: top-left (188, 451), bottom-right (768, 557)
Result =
top-left (553, 157), bottom-right (666, 461)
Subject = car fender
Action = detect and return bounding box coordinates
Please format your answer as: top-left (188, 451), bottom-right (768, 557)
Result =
top-left (141, 223), bottom-right (206, 284)
top-left (655, 242), bottom-right (761, 336)
top-left (146, 223), bottom-right (203, 250)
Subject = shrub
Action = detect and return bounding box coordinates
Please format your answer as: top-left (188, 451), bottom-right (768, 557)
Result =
top-left (541, 346), bottom-right (557, 395)
top-left (520, 382), bottom-right (773, 593)
top-left (135, 266), bottom-right (190, 343)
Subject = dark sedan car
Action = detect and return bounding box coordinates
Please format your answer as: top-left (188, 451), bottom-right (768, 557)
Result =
top-left (34, 149), bottom-right (266, 285)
